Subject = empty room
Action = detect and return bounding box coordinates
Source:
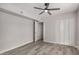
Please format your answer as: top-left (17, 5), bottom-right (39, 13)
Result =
top-left (0, 3), bottom-right (79, 55)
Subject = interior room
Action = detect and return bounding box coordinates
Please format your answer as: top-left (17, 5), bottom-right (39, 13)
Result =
top-left (0, 3), bottom-right (79, 55)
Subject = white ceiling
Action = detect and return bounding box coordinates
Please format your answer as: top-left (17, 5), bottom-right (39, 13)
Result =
top-left (0, 3), bottom-right (79, 20)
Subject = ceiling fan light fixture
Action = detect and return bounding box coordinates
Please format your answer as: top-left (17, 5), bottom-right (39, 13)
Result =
top-left (45, 10), bottom-right (48, 12)
top-left (34, 3), bottom-right (60, 15)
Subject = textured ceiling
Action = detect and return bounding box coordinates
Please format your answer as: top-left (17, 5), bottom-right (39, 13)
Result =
top-left (12, 3), bottom-right (79, 19)
top-left (0, 3), bottom-right (79, 20)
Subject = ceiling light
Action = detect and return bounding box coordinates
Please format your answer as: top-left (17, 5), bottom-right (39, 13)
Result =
top-left (45, 10), bottom-right (48, 12)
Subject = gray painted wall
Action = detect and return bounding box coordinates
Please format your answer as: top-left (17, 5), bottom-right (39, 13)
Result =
top-left (43, 12), bottom-right (76, 46)
top-left (0, 11), bottom-right (33, 53)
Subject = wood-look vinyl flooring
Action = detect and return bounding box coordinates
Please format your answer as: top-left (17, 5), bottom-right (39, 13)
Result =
top-left (1, 41), bottom-right (79, 55)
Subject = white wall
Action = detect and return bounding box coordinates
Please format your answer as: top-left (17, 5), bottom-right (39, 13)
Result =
top-left (0, 11), bottom-right (33, 53)
top-left (43, 12), bottom-right (76, 46)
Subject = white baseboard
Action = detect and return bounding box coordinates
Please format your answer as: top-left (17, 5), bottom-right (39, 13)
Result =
top-left (44, 40), bottom-right (76, 47)
top-left (44, 40), bottom-right (79, 50)
top-left (0, 41), bottom-right (32, 54)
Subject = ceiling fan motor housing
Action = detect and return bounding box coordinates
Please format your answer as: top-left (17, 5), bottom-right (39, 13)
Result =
top-left (45, 3), bottom-right (49, 6)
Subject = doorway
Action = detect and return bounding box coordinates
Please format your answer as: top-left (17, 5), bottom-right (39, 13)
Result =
top-left (33, 21), bottom-right (43, 42)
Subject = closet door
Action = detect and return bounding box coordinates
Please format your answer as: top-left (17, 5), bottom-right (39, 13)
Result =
top-left (34, 21), bottom-right (43, 42)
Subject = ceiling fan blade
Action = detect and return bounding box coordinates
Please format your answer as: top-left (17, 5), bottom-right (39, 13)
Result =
top-left (48, 11), bottom-right (52, 15)
top-left (48, 8), bottom-right (60, 10)
top-left (39, 11), bottom-right (45, 15)
top-left (34, 7), bottom-right (44, 10)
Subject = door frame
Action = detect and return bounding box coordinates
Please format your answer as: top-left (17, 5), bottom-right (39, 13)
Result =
top-left (33, 21), bottom-right (35, 42)
top-left (33, 21), bottom-right (44, 42)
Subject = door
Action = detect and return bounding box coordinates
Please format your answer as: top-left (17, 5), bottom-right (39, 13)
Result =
top-left (34, 21), bottom-right (43, 42)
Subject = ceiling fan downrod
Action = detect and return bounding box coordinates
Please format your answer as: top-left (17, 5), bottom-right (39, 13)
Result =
top-left (45, 3), bottom-right (49, 6)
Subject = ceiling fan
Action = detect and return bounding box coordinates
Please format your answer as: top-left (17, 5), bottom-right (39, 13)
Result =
top-left (34, 3), bottom-right (60, 15)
